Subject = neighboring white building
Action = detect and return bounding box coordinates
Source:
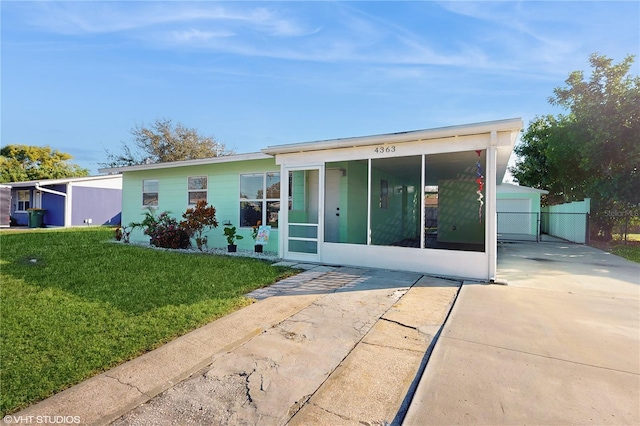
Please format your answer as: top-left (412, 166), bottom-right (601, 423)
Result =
top-left (497, 183), bottom-right (548, 240)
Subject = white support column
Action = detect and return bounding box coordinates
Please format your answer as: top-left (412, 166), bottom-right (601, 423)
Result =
top-left (279, 166), bottom-right (288, 259)
top-left (420, 155), bottom-right (426, 249)
top-left (487, 131), bottom-right (498, 281)
top-left (367, 158), bottom-right (372, 245)
top-left (65, 183), bottom-right (73, 227)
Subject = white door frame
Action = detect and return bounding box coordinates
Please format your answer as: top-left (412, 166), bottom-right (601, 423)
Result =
top-left (33, 190), bottom-right (43, 208)
top-left (281, 165), bottom-right (324, 262)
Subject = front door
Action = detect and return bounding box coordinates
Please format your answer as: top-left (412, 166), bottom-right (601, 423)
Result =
top-left (285, 168), bottom-right (321, 261)
top-left (324, 168), bottom-right (342, 243)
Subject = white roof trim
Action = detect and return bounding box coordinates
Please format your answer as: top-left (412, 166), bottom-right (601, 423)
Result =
top-left (262, 118), bottom-right (523, 155)
top-left (6, 174), bottom-right (122, 188)
top-left (98, 152), bottom-right (272, 174)
top-left (497, 183), bottom-right (549, 194)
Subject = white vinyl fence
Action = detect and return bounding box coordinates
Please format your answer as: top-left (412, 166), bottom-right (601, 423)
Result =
top-left (541, 199), bottom-right (591, 244)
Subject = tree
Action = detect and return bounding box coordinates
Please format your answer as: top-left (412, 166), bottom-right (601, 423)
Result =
top-left (102, 118), bottom-right (234, 167)
top-left (0, 145), bottom-right (89, 183)
top-left (511, 53), bottom-right (640, 240)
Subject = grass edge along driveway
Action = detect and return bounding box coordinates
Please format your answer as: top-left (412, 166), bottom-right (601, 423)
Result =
top-left (0, 228), bottom-right (297, 415)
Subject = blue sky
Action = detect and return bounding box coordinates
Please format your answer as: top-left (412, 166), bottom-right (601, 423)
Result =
top-left (2, 1), bottom-right (639, 174)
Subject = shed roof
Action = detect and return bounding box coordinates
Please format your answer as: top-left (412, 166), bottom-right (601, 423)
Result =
top-left (497, 183), bottom-right (549, 194)
top-left (6, 174), bottom-right (122, 188)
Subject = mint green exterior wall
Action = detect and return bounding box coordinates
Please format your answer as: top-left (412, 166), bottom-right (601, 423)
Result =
top-left (121, 158), bottom-right (280, 251)
top-left (438, 180), bottom-right (485, 244)
top-left (344, 161), bottom-right (369, 244)
top-left (369, 166), bottom-right (421, 246)
top-left (329, 161), bottom-right (368, 244)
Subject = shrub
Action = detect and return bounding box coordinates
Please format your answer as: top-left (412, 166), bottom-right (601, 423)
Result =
top-left (180, 201), bottom-right (219, 251)
top-left (143, 211), bottom-right (190, 249)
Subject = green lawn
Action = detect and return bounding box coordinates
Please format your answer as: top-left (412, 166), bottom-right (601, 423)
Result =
top-left (0, 228), bottom-right (296, 415)
top-left (610, 243), bottom-right (640, 263)
top-left (600, 234), bottom-right (640, 263)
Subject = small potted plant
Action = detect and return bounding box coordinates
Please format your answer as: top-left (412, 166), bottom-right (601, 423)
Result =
top-left (251, 221), bottom-right (263, 253)
top-left (223, 225), bottom-right (243, 252)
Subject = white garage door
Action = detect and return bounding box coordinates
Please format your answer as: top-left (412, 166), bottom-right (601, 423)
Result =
top-left (497, 198), bottom-right (532, 235)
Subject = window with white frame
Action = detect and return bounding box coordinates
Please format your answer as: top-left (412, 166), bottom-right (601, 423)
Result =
top-left (188, 176), bottom-right (207, 205)
top-left (239, 172), bottom-right (280, 228)
top-left (17, 190), bottom-right (30, 211)
top-left (142, 179), bottom-right (159, 207)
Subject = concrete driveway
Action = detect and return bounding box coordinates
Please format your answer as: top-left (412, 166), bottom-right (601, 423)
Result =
top-left (404, 241), bottom-right (640, 425)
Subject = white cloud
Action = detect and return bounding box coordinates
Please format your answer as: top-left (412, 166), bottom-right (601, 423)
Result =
top-left (25, 2), bottom-right (314, 37)
top-left (169, 29), bottom-right (235, 43)
top-left (12, 0), bottom-right (638, 75)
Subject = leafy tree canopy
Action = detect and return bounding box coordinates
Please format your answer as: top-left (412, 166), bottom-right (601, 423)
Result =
top-left (511, 53), bottom-right (640, 239)
top-left (0, 145), bottom-right (89, 183)
top-left (102, 118), bottom-right (234, 168)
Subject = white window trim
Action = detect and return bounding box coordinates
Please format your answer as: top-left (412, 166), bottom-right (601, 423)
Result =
top-left (142, 179), bottom-right (159, 208)
top-left (16, 190), bottom-right (31, 212)
top-left (239, 172), bottom-right (280, 229)
top-left (187, 176), bottom-right (208, 205)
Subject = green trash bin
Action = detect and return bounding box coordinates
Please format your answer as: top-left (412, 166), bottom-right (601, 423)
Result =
top-left (27, 209), bottom-right (46, 228)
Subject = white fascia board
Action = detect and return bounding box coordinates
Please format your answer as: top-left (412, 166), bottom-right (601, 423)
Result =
top-left (97, 152), bottom-right (272, 174)
top-left (497, 183), bottom-right (549, 194)
top-left (7, 174), bottom-right (122, 188)
top-left (263, 118), bottom-right (523, 155)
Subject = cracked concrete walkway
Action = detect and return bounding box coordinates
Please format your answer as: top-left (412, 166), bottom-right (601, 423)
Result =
top-left (112, 267), bottom-right (460, 425)
top-left (16, 265), bottom-right (461, 425)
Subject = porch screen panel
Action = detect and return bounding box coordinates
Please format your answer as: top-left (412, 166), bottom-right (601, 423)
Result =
top-left (324, 161), bottom-right (368, 244)
top-left (369, 156), bottom-right (422, 247)
top-left (424, 150), bottom-right (486, 252)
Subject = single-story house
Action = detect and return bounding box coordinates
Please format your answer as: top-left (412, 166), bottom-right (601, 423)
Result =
top-left (7, 175), bottom-right (123, 227)
top-left (100, 118), bottom-right (523, 281)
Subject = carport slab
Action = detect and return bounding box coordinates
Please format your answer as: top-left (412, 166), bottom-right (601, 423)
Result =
top-left (403, 337), bottom-right (640, 425)
top-left (404, 283), bottom-right (640, 425)
top-left (442, 284), bottom-right (640, 373)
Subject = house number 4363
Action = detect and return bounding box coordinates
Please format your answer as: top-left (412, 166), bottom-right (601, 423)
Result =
top-left (374, 146), bottom-right (396, 154)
